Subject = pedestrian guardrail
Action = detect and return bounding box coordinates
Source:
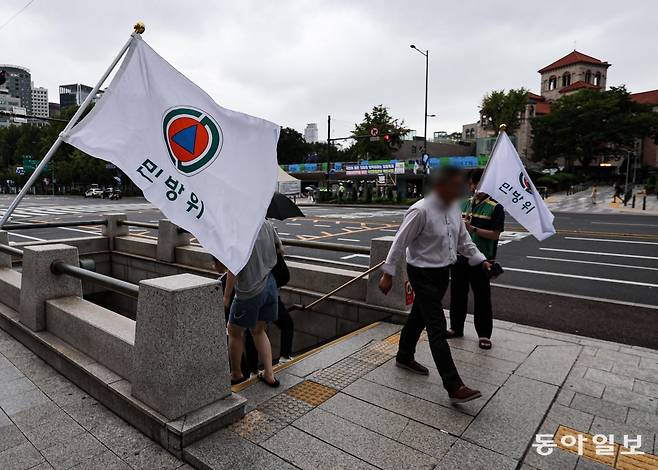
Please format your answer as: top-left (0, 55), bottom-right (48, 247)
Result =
top-left (117, 220), bottom-right (159, 229)
top-left (281, 238), bottom-right (371, 255)
top-left (0, 243), bottom-right (24, 257)
top-left (0, 241), bottom-right (139, 298)
top-left (50, 260), bottom-right (140, 298)
top-left (2, 219), bottom-right (107, 230)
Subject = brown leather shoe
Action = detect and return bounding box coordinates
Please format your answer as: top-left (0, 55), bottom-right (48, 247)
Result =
top-left (395, 358), bottom-right (429, 375)
top-left (449, 386), bottom-right (482, 404)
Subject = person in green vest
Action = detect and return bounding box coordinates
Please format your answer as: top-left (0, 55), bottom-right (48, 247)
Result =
top-left (447, 168), bottom-right (505, 349)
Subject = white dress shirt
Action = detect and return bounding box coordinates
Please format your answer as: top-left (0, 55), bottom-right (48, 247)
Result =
top-left (382, 193), bottom-right (487, 276)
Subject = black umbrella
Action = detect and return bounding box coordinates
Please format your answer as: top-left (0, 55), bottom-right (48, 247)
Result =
top-left (267, 192), bottom-right (305, 220)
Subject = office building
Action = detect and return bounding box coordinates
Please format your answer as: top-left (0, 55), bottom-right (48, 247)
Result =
top-left (304, 123), bottom-right (318, 143)
top-left (0, 64), bottom-right (32, 115)
top-left (31, 85), bottom-right (49, 121)
top-left (0, 88), bottom-right (26, 128)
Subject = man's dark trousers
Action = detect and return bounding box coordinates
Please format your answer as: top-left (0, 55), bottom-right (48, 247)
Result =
top-left (397, 264), bottom-right (464, 392)
top-left (449, 260), bottom-right (493, 338)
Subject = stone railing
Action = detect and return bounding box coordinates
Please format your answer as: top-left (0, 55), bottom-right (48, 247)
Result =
top-left (0, 213), bottom-right (409, 455)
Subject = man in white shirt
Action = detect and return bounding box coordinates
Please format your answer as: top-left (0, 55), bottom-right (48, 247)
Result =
top-left (379, 166), bottom-right (491, 404)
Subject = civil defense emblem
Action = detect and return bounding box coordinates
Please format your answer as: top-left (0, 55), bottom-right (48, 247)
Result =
top-left (518, 172), bottom-right (533, 194)
top-left (163, 106), bottom-right (223, 175)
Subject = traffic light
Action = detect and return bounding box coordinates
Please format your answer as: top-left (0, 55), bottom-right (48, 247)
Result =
top-left (383, 134), bottom-right (391, 143)
top-left (0, 71), bottom-right (5, 86)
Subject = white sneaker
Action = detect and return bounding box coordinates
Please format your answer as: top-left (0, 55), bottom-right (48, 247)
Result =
top-left (278, 356), bottom-right (294, 364)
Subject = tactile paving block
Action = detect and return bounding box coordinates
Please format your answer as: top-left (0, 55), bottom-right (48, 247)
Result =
top-left (286, 380), bottom-right (337, 406)
top-left (616, 450), bottom-right (658, 470)
top-left (258, 392), bottom-right (314, 424)
top-left (350, 344), bottom-right (395, 366)
top-left (366, 340), bottom-right (398, 357)
top-left (228, 409), bottom-right (287, 444)
top-left (554, 425), bottom-right (618, 467)
top-left (382, 333), bottom-right (401, 345)
top-left (311, 357), bottom-right (378, 389)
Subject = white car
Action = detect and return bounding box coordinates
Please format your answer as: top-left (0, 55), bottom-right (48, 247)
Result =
top-left (84, 188), bottom-right (103, 198)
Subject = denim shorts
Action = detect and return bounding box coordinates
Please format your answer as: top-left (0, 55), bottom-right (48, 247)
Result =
top-left (228, 274), bottom-right (278, 329)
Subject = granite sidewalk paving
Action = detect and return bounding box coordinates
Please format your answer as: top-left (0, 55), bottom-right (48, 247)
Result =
top-left (187, 316), bottom-right (658, 470)
top-left (0, 327), bottom-right (192, 470)
top-left (3, 313), bottom-right (658, 469)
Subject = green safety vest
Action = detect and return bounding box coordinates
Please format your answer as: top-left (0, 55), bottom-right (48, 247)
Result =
top-left (461, 196), bottom-right (500, 260)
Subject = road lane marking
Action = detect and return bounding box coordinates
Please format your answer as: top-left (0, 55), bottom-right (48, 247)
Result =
top-left (527, 256), bottom-right (658, 271)
top-left (8, 232), bottom-right (46, 241)
top-left (277, 232), bottom-right (291, 236)
top-left (286, 223), bottom-right (302, 226)
top-left (539, 247), bottom-right (658, 260)
top-left (337, 238), bottom-right (360, 242)
top-left (381, 229), bottom-right (398, 233)
top-left (284, 255), bottom-right (367, 269)
top-left (505, 267), bottom-right (658, 288)
top-left (591, 221), bottom-right (658, 227)
top-left (564, 236), bottom-right (658, 245)
top-left (490, 283), bottom-right (658, 310)
top-left (314, 224), bottom-right (331, 228)
top-left (340, 254), bottom-right (370, 260)
top-left (58, 227), bottom-right (102, 235)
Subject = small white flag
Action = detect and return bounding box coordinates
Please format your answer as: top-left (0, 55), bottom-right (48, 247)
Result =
top-left (478, 132), bottom-right (555, 241)
top-left (62, 36), bottom-right (280, 274)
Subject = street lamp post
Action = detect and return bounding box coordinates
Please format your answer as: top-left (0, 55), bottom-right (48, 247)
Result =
top-left (410, 44), bottom-right (429, 157)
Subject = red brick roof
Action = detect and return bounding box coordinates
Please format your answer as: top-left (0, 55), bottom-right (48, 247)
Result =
top-left (559, 80), bottom-right (601, 94)
top-left (527, 92), bottom-right (545, 102)
top-left (538, 51), bottom-right (610, 74)
top-left (631, 90), bottom-right (658, 106)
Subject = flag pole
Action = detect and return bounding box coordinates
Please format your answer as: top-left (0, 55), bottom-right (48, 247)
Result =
top-left (0, 22), bottom-right (146, 227)
top-left (476, 123), bottom-right (506, 192)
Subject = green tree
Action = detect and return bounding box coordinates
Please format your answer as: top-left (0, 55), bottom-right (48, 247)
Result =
top-left (480, 88), bottom-right (529, 134)
top-left (531, 86), bottom-right (658, 167)
top-left (276, 127), bottom-right (310, 165)
top-left (351, 105), bottom-right (409, 160)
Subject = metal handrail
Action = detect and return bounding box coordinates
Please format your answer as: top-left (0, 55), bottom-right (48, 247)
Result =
top-left (281, 238), bottom-right (371, 255)
top-left (51, 260), bottom-right (140, 298)
top-left (118, 220), bottom-right (159, 230)
top-left (2, 220), bottom-right (107, 230)
top-left (0, 243), bottom-right (23, 257)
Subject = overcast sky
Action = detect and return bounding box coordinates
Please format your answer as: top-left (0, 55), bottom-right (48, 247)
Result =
top-left (1, 0), bottom-right (656, 140)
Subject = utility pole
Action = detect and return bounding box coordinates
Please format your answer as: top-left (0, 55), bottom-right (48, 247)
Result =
top-left (624, 150), bottom-right (632, 198)
top-left (410, 45), bottom-right (429, 159)
top-left (327, 115), bottom-right (331, 162)
top-left (424, 50), bottom-right (429, 155)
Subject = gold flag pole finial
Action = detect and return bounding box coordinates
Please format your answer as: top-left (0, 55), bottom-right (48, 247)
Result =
top-left (499, 123), bottom-right (507, 133)
top-left (133, 22), bottom-right (146, 34)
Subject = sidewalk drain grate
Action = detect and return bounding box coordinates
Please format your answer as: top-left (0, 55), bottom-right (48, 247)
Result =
top-left (310, 357), bottom-right (377, 389)
top-left (553, 424), bottom-right (658, 469)
top-left (286, 380), bottom-right (337, 406)
top-left (258, 393), bottom-right (314, 423)
top-left (229, 409), bottom-right (287, 444)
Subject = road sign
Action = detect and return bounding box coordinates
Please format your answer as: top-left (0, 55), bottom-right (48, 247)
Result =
top-left (370, 127), bottom-right (379, 137)
top-left (22, 157), bottom-right (48, 173)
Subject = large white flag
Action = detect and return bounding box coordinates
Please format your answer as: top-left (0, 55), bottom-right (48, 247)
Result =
top-left (63, 36), bottom-right (280, 274)
top-left (478, 131), bottom-right (555, 240)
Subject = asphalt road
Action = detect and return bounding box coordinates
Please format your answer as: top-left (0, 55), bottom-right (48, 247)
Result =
top-left (2, 195), bottom-right (657, 347)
